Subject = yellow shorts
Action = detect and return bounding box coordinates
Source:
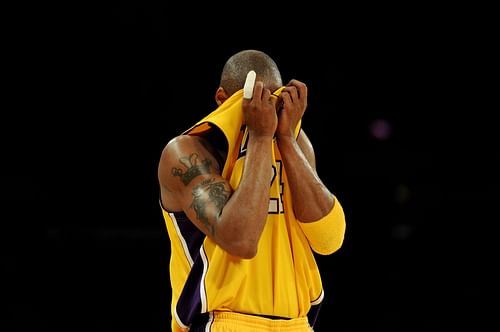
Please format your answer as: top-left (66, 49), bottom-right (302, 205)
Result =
top-left (190, 311), bottom-right (314, 332)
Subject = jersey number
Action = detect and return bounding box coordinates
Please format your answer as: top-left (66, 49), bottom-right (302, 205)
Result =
top-left (268, 160), bottom-right (284, 214)
top-left (239, 128), bottom-right (284, 214)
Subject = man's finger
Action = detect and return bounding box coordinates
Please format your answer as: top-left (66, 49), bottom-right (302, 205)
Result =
top-left (243, 70), bottom-right (256, 99)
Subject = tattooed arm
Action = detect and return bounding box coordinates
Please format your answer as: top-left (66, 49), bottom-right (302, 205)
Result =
top-left (158, 81), bottom-right (277, 259)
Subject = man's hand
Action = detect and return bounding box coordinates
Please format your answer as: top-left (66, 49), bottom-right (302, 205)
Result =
top-left (242, 80), bottom-right (278, 138)
top-left (276, 79), bottom-right (308, 139)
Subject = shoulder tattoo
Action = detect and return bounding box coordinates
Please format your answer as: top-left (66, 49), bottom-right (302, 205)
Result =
top-left (171, 153), bottom-right (212, 185)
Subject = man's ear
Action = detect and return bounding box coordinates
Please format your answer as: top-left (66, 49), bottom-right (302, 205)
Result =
top-left (215, 87), bottom-right (229, 106)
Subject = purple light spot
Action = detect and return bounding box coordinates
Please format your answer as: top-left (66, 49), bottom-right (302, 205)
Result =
top-left (370, 119), bottom-right (392, 140)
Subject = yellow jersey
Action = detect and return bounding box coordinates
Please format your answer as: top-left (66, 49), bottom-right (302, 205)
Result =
top-left (161, 89), bottom-right (346, 332)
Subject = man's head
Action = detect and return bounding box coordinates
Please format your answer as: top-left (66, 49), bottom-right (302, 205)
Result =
top-left (215, 49), bottom-right (283, 105)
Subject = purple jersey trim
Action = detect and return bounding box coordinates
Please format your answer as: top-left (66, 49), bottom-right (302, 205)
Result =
top-left (171, 211), bottom-right (208, 327)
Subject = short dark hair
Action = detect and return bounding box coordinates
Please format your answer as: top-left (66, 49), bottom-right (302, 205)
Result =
top-left (219, 49), bottom-right (283, 96)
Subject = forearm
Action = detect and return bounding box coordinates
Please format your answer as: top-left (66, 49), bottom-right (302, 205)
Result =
top-left (219, 135), bottom-right (273, 257)
top-left (277, 137), bottom-right (334, 222)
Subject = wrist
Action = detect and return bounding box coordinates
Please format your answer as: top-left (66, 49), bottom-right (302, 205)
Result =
top-left (248, 133), bottom-right (275, 148)
top-left (276, 134), bottom-right (296, 144)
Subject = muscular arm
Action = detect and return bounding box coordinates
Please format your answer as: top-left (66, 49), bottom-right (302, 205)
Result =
top-left (275, 79), bottom-right (345, 253)
top-left (158, 134), bottom-right (272, 259)
top-left (158, 81), bottom-right (277, 259)
top-left (276, 79), bottom-right (334, 222)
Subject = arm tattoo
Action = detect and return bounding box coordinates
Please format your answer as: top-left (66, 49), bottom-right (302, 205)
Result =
top-left (171, 153), bottom-right (212, 185)
top-left (190, 178), bottom-right (230, 236)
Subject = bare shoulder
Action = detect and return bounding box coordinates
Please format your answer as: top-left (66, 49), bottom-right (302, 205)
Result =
top-left (158, 134), bottom-right (223, 210)
top-left (160, 134), bottom-right (201, 162)
top-left (159, 134), bottom-right (221, 182)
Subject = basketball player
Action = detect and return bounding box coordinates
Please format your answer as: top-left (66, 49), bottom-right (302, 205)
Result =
top-left (157, 49), bottom-right (346, 331)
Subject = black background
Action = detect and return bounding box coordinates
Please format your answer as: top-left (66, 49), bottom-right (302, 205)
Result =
top-left (3, 2), bottom-right (498, 331)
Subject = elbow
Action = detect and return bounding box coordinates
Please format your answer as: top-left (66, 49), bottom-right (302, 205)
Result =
top-left (226, 239), bottom-right (258, 259)
top-left (217, 212), bottom-right (265, 259)
top-left (316, 235), bottom-right (345, 255)
top-left (220, 232), bottom-right (259, 259)
top-left (234, 247), bottom-right (258, 260)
